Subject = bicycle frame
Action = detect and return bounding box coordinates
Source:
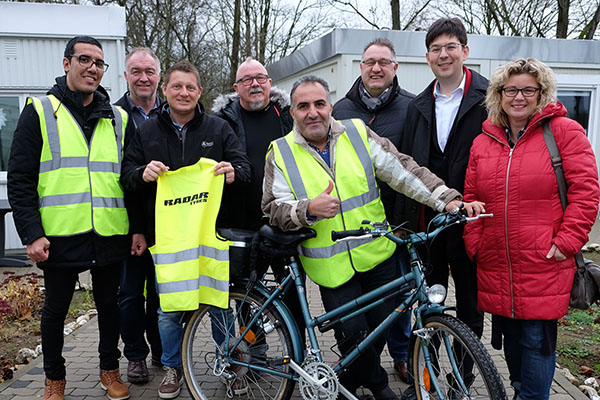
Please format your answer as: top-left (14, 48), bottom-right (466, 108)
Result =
top-left (213, 213), bottom-right (493, 399)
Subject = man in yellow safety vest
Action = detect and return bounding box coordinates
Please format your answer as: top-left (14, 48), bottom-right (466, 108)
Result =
top-left (262, 75), bottom-right (485, 400)
top-left (120, 60), bottom-right (251, 399)
top-left (8, 36), bottom-right (134, 400)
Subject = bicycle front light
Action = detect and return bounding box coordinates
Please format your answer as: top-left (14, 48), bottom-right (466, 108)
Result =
top-left (427, 284), bottom-right (447, 304)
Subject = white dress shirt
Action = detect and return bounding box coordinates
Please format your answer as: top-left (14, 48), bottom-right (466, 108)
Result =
top-left (434, 74), bottom-right (466, 151)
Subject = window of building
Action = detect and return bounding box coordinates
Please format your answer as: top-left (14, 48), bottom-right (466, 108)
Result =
top-left (0, 96), bottom-right (20, 171)
top-left (557, 90), bottom-right (591, 135)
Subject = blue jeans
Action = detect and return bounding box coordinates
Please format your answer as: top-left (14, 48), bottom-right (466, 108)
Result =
top-left (119, 250), bottom-right (162, 361)
top-left (386, 247), bottom-right (411, 363)
top-left (210, 306), bottom-right (235, 347)
top-left (157, 307), bottom-right (184, 369)
top-left (501, 318), bottom-right (556, 400)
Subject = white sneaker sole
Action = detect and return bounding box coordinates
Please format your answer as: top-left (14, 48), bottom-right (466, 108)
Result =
top-left (99, 382), bottom-right (130, 400)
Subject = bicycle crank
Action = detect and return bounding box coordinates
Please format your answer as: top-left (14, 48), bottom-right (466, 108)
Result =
top-left (296, 360), bottom-right (339, 400)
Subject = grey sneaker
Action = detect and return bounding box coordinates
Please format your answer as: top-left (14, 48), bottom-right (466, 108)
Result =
top-left (158, 366), bottom-right (183, 399)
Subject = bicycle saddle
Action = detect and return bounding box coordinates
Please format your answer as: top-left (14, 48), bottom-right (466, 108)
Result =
top-left (258, 225), bottom-right (316, 246)
top-left (217, 228), bottom-right (255, 243)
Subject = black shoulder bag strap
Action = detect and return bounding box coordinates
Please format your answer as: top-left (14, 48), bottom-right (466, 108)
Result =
top-left (541, 121), bottom-right (586, 266)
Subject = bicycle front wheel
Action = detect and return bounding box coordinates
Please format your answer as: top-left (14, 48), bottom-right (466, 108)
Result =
top-left (181, 286), bottom-right (296, 400)
top-left (410, 314), bottom-right (506, 399)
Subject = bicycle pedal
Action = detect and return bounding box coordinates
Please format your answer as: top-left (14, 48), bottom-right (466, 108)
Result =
top-left (269, 356), bottom-right (290, 366)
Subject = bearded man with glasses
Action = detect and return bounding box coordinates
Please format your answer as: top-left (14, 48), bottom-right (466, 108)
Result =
top-left (8, 35), bottom-right (135, 400)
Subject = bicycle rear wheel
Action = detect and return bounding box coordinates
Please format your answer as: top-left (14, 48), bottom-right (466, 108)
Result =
top-left (181, 286), bottom-right (296, 400)
top-left (410, 314), bottom-right (506, 399)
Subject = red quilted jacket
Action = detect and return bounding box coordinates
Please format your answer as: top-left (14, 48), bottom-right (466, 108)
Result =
top-left (463, 102), bottom-right (599, 320)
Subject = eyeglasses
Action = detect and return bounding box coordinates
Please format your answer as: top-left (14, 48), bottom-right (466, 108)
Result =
top-left (70, 54), bottom-right (109, 72)
top-left (236, 74), bottom-right (269, 86)
top-left (500, 86), bottom-right (541, 97)
top-left (427, 42), bottom-right (464, 55)
top-left (360, 58), bottom-right (396, 67)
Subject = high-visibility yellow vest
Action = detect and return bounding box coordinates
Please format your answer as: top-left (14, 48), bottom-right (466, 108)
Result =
top-left (269, 118), bottom-right (395, 288)
top-left (150, 158), bottom-right (229, 312)
top-left (29, 95), bottom-right (129, 237)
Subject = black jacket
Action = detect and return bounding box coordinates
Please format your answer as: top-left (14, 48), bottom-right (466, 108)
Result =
top-left (333, 76), bottom-right (415, 225)
top-left (121, 102), bottom-right (251, 245)
top-left (7, 75), bottom-right (133, 269)
top-left (114, 92), bottom-right (163, 235)
top-left (212, 87), bottom-right (292, 230)
top-left (399, 68), bottom-right (488, 233)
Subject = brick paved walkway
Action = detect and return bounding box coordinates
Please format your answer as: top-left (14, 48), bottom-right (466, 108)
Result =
top-left (0, 279), bottom-right (588, 399)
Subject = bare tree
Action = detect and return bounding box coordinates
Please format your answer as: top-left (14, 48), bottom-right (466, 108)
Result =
top-left (327, 0), bottom-right (436, 30)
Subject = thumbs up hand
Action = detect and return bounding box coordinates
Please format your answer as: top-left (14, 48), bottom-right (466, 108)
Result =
top-left (307, 181), bottom-right (340, 219)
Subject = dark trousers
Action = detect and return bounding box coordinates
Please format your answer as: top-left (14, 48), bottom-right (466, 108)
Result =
top-left (42, 263), bottom-right (122, 380)
top-left (424, 227), bottom-right (484, 338)
top-left (119, 250), bottom-right (162, 361)
top-left (319, 255), bottom-right (397, 392)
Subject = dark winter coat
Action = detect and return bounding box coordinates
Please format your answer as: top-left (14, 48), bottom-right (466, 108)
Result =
top-left (333, 76), bottom-right (414, 225)
top-left (211, 87), bottom-right (292, 230)
top-left (7, 76), bottom-right (133, 269)
top-left (120, 102), bottom-right (251, 245)
top-left (464, 103), bottom-right (599, 320)
top-left (400, 69), bottom-right (488, 239)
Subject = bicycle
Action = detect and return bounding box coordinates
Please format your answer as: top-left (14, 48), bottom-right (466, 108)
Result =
top-left (181, 209), bottom-right (507, 400)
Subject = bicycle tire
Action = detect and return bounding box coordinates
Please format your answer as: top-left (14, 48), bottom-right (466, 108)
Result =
top-left (181, 286), bottom-right (296, 400)
top-left (410, 314), bottom-right (506, 400)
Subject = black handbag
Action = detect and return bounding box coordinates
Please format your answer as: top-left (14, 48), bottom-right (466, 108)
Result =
top-left (542, 121), bottom-right (600, 309)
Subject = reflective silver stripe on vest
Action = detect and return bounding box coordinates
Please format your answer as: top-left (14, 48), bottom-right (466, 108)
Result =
top-left (39, 192), bottom-right (91, 208)
top-left (40, 156), bottom-right (87, 173)
top-left (89, 161), bottom-right (120, 173)
top-left (111, 105), bottom-right (124, 174)
top-left (300, 235), bottom-right (374, 259)
top-left (339, 119), bottom-right (379, 213)
top-left (152, 245), bottom-right (229, 265)
top-left (39, 97), bottom-right (61, 173)
top-left (274, 137), bottom-right (308, 200)
top-left (157, 275), bottom-right (229, 295)
top-left (92, 197), bottom-right (126, 208)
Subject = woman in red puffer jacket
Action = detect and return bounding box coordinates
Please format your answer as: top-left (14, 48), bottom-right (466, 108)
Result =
top-left (463, 58), bottom-right (599, 400)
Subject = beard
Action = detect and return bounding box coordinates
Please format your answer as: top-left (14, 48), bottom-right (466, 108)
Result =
top-left (247, 87), bottom-right (267, 110)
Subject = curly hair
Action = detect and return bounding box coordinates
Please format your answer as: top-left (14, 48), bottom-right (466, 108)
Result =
top-left (486, 58), bottom-right (557, 128)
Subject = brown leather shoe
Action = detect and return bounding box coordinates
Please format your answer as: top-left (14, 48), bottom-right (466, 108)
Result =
top-left (394, 361), bottom-right (409, 383)
top-left (100, 369), bottom-right (130, 400)
top-left (127, 359), bottom-right (149, 383)
top-left (44, 378), bottom-right (66, 400)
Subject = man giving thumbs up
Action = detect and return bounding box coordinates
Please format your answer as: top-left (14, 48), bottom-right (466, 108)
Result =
top-left (262, 75), bottom-right (483, 400)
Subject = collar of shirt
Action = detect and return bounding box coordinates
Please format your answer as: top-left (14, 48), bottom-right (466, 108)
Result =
top-left (433, 73), bottom-right (466, 152)
top-left (126, 92), bottom-right (160, 120)
top-left (307, 131), bottom-right (332, 167)
top-left (505, 126), bottom-right (526, 148)
top-left (166, 106), bottom-right (183, 131)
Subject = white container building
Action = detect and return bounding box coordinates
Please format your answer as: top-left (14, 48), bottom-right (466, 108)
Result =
top-left (0, 1), bottom-right (126, 250)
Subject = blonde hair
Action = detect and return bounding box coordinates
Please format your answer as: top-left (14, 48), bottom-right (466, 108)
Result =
top-left (486, 58), bottom-right (557, 128)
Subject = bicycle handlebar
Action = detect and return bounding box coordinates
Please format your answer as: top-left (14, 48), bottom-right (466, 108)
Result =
top-left (331, 212), bottom-right (494, 244)
top-left (331, 227), bottom-right (367, 241)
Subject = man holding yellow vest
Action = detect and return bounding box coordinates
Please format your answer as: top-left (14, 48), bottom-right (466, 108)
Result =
top-left (121, 60), bottom-right (251, 399)
top-left (262, 75), bottom-right (485, 400)
top-left (8, 36), bottom-right (133, 400)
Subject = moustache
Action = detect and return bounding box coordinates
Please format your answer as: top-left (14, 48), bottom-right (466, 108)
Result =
top-left (249, 88), bottom-right (264, 95)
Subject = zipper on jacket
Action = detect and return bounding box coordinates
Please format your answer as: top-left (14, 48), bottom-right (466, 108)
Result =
top-left (504, 147), bottom-right (516, 318)
top-left (483, 128), bottom-right (518, 318)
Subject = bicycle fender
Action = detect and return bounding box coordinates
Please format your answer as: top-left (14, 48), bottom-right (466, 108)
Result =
top-left (421, 304), bottom-right (456, 318)
top-left (252, 285), bottom-right (304, 363)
